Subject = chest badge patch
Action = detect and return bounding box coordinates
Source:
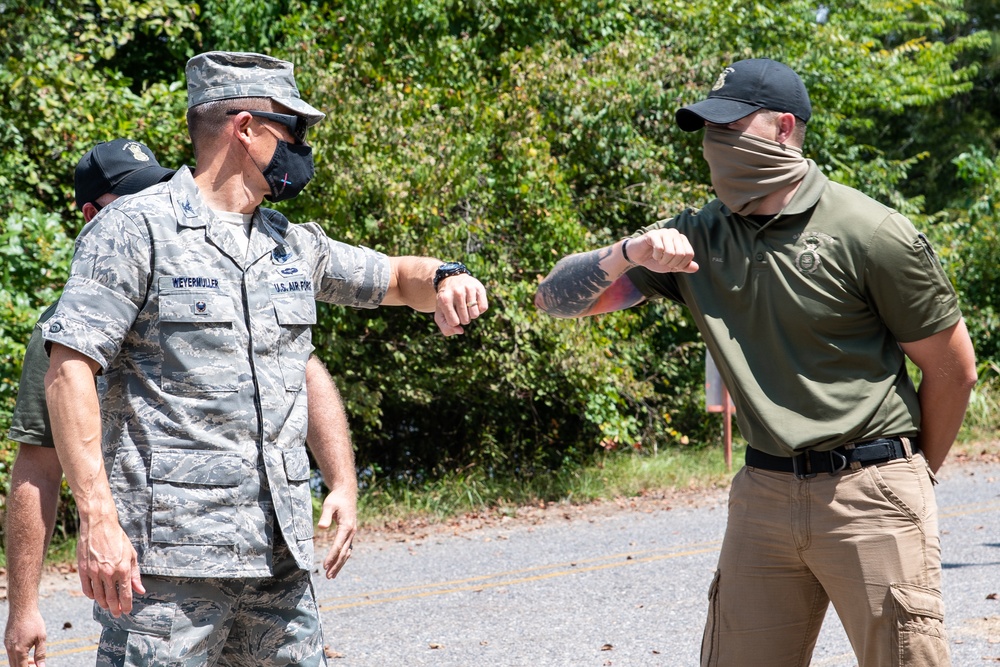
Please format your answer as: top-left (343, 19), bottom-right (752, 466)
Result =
top-left (272, 245), bottom-right (292, 263)
top-left (794, 232), bottom-right (834, 275)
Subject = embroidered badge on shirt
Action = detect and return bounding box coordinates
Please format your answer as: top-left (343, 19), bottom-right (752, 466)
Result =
top-left (794, 232), bottom-right (834, 275)
top-left (272, 245), bottom-right (292, 263)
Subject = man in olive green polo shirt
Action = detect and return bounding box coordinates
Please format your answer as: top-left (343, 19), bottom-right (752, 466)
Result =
top-left (535, 58), bottom-right (977, 667)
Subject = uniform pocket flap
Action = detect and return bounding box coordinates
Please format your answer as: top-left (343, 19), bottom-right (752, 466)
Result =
top-left (150, 449), bottom-right (244, 486)
top-left (94, 596), bottom-right (175, 637)
top-left (283, 448), bottom-right (312, 482)
top-left (890, 583), bottom-right (944, 620)
top-left (159, 289), bottom-right (236, 323)
top-left (272, 294), bottom-right (317, 326)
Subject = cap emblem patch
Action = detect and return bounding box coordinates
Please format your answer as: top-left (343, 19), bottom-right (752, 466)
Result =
top-left (124, 142), bottom-right (150, 162)
top-left (712, 67), bottom-right (735, 92)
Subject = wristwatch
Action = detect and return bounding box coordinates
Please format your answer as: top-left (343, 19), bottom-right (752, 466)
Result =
top-left (433, 261), bottom-right (471, 291)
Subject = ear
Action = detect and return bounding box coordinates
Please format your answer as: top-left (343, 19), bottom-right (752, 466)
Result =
top-left (230, 110), bottom-right (256, 148)
top-left (82, 202), bottom-right (100, 222)
top-left (777, 112), bottom-right (797, 145)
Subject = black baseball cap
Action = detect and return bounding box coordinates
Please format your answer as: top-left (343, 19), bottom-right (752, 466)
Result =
top-left (74, 139), bottom-right (175, 209)
top-left (675, 58), bottom-right (812, 132)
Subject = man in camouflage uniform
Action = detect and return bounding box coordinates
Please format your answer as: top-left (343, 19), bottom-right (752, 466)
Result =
top-left (4, 139), bottom-right (361, 667)
top-left (43, 52), bottom-right (487, 666)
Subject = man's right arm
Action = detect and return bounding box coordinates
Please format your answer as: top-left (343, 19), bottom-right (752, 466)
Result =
top-left (534, 229), bottom-right (699, 318)
top-left (44, 343), bottom-right (143, 618)
top-left (4, 445), bottom-right (62, 667)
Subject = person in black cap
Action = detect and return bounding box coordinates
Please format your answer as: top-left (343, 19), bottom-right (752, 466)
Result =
top-left (535, 58), bottom-right (976, 667)
top-left (4, 139), bottom-right (174, 667)
top-left (73, 139), bottom-right (177, 217)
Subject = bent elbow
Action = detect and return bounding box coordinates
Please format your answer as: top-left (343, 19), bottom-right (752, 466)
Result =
top-left (962, 365), bottom-right (979, 392)
top-left (533, 289), bottom-right (547, 312)
top-left (533, 287), bottom-right (583, 319)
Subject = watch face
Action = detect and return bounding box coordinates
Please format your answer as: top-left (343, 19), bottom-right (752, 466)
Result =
top-left (434, 262), bottom-right (469, 290)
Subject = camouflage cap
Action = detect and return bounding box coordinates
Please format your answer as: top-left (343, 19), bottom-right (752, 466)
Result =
top-left (186, 51), bottom-right (325, 127)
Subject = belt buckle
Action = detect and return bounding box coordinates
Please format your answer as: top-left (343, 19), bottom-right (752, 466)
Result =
top-left (792, 450), bottom-right (849, 479)
top-left (828, 449), bottom-right (848, 475)
top-left (791, 453), bottom-right (816, 480)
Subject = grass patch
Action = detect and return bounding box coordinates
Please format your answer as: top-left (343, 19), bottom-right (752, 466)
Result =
top-left (357, 444), bottom-right (742, 529)
top-left (962, 362), bottom-right (1000, 441)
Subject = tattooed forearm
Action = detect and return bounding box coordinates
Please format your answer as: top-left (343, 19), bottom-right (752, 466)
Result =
top-left (535, 247), bottom-right (615, 317)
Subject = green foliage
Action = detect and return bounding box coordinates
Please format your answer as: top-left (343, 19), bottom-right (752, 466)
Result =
top-left (928, 145), bottom-right (1000, 364)
top-left (1, 0), bottom-right (998, 547)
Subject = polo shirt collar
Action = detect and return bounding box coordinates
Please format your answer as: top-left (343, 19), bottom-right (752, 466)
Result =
top-left (776, 159), bottom-right (826, 217)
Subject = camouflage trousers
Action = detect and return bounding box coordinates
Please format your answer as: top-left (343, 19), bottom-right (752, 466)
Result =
top-left (94, 542), bottom-right (326, 667)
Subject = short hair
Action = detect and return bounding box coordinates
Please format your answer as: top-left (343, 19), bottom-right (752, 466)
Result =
top-left (758, 108), bottom-right (807, 148)
top-left (186, 97), bottom-right (276, 156)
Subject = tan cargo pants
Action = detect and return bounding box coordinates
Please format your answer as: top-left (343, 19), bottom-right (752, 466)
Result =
top-left (701, 447), bottom-right (949, 667)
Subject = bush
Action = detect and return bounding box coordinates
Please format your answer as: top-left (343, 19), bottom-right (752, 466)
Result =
top-left (0, 0), bottom-right (996, 544)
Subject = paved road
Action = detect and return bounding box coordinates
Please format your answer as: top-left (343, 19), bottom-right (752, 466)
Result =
top-left (3, 460), bottom-right (998, 666)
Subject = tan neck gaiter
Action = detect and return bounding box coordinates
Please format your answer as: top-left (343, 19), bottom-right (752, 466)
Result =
top-left (702, 126), bottom-right (809, 215)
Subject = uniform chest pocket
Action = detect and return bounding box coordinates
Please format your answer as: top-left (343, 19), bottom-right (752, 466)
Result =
top-left (271, 295), bottom-right (316, 392)
top-left (158, 287), bottom-right (240, 395)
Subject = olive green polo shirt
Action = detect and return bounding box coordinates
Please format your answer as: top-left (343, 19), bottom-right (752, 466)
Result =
top-left (628, 161), bottom-right (961, 456)
top-left (8, 303), bottom-right (58, 447)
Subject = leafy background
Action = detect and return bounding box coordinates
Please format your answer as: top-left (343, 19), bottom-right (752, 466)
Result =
top-left (1, 0), bottom-right (997, 533)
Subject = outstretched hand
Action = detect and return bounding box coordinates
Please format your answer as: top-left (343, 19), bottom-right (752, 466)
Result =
top-left (433, 274), bottom-right (489, 336)
top-left (626, 229), bottom-right (700, 274)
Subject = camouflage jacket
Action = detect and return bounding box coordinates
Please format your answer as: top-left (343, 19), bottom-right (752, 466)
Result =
top-left (44, 166), bottom-right (390, 577)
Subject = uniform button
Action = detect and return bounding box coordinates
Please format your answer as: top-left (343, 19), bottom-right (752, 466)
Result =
top-left (755, 253), bottom-right (764, 261)
top-left (50, 322), bottom-right (62, 333)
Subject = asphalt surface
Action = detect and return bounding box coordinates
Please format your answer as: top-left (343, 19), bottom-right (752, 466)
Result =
top-left (3, 459), bottom-right (998, 666)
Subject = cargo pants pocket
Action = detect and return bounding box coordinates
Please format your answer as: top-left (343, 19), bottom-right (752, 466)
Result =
top-left (888, 582), bottom-right (950, 667)
top-left (95, 598), bottom-right (179, 667)
top-left (700, 569), bottom-right (722, 667)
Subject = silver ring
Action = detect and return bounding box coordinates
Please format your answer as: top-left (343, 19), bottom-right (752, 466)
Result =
top-left (468, 301), bottom-right (478, 308)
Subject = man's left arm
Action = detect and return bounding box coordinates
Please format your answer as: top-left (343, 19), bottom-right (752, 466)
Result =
top-left (899, 319), bottom-right (978, 473)
top-left (305, 355), bottom-right (357, 579)
top-left (381, 256), bottom-right (488, 336)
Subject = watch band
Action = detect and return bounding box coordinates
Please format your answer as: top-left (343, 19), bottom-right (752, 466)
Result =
top-left (433, 262), bottom-right (470, 291)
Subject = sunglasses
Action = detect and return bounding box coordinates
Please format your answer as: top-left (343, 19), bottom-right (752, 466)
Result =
top-left (227, 109), bottom-right (308, 144)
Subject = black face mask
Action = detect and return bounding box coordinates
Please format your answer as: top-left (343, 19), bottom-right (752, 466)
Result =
top-left (260, 140), bottom-right (315, 202)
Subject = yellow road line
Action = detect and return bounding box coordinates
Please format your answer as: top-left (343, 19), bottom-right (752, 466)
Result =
top-left (320, 543), bottom-right (722, 612)
top-left (940, 501), bottom-right (1000, 519)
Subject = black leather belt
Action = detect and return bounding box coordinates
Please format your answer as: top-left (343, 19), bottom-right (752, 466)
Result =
top-left (746, 437), bottom-right (915, 479)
